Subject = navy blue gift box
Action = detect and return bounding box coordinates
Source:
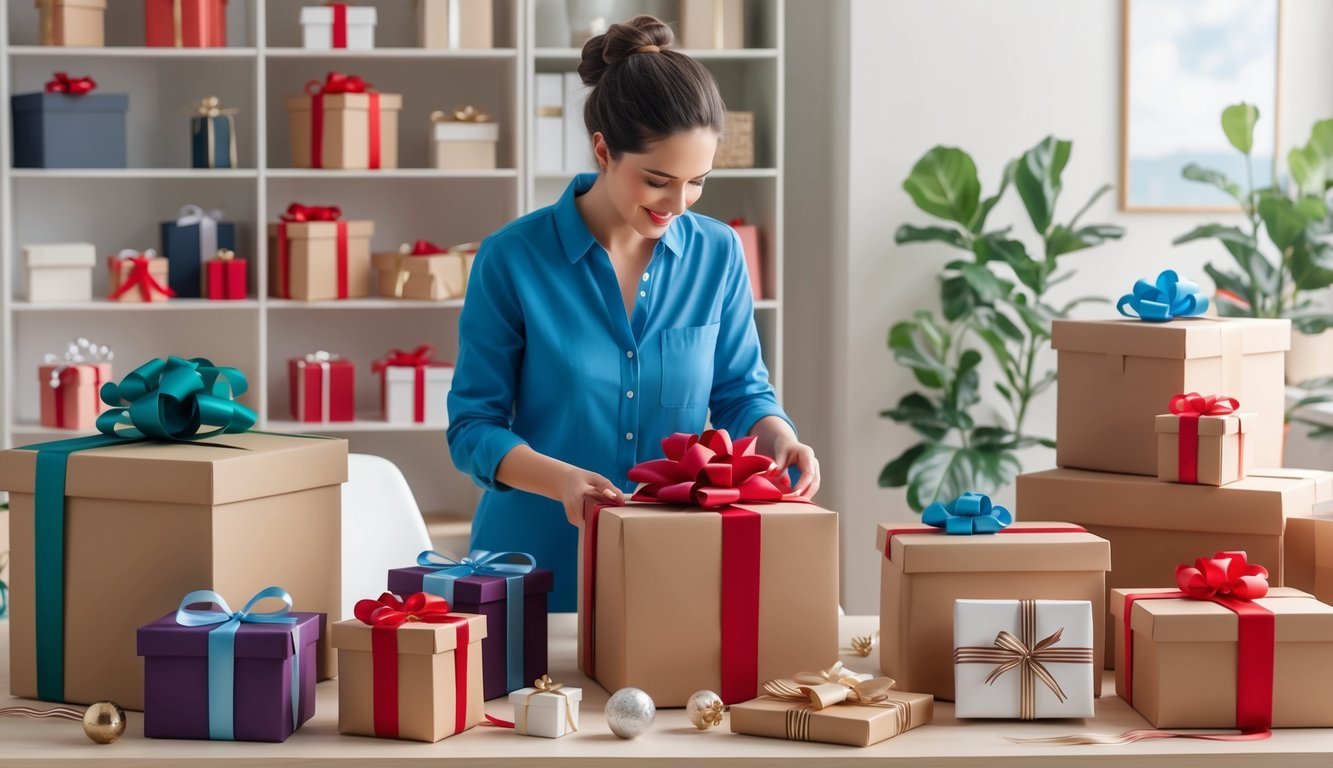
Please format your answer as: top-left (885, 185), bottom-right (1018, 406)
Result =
top-left (12, 91), bottom-right (128, 168)
top-left (191, 114), bottom-right (236, 169)
top-left (161, 209), bottom-right (237, 298)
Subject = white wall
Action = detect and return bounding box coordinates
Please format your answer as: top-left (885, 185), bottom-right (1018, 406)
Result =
top-left (785, 0), bottom-right (1333, 613)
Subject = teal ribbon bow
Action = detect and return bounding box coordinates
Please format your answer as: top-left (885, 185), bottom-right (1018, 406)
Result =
top-left (1116, 269), bottom-right (1209, 322)
top-left (922, 492), bottom-right (1013, 535)
top-left (175, 587), bottom-right (302, 740)
top-left (22, 356), bottom-right (256, 701)
top-left (418, 549), bottom-right (536, 692)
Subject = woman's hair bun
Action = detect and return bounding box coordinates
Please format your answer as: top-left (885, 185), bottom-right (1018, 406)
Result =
top-left (578, 14), bottom-right (674, 87)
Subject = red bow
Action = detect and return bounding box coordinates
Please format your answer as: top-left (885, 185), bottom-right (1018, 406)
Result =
top-left (1176, 551), bottom-right (1269, 601)
top-left (728, 218), bottom-right (748, 227)
top-left (628, 429), bottom-right (794, 508)
top-left (1169, 392), bottom-right (1239, 417)
top-left (354, 592), bottom-right (455, 627)
top-left (305, 71), bottom-right (371, 96)
top-left (407, 240), bottom-right (447, 256)
top-left (45, 72), bottom-right (96, 94)
top-left (281, 203), bottom-right (342, 223)
top-left (372, 344), bottom-right (438, 373)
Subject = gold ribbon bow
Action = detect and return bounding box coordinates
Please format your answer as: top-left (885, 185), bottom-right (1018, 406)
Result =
top-left (521, 675), bottom-right (577, 734)
top-left (952, 599), bottom-right (1094, 720)
top-left (431, 105), bottom-right (492, 123)
top-left (185, 96), bottom-right (239, 169)
top-left (761, 663), bottom-right (907, 742)
top-left (214, 248), bottom-right (236, 262)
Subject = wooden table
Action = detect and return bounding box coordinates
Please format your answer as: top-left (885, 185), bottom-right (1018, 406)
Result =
top-left (1, 615), bottom-right (1330, 766)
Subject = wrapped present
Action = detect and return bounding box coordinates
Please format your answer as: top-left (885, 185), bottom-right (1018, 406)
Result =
top-left (418, 0), bottom-right (492, 49)
top-left (333, 593), bottom-right (486, 742)
top-left (1018, 467), bottom-right (1333, 668)
top-left (0, 357), bottom-right (347, 708)
top-left (23, 242), bottom-right (95, 303)
top-left (188, 96), bottom-right (239, 169)
top-left (108, 248), bottom-right (174, 303)
top-left (145, 0), bottom-right (227, 47)
top-left (286, 72), bottom-right (401, 169)
top-left (12, 74), bottom-right (127, 168)
top-left (289, 351), bottom-right (354, 423)
top-left (431, 106), bottom-right (498, 170)
top-left (507, 675), bottom-right (580, 738)
top-left (877, 496), bottom-right (1110, 700)
top-left (37, 0), bottom-right (106, 46)
top-left (1052, 313), bottom-right (1289, 477)
top-left (301, 3), bottom-right (376, 49)
top-left (729, 218), bottom-right (764, 301)
top-left (204, 249), bottom-right (247, 300)
top-left (136, 588), bottom-right (321, 742)
top-left (953, 599), bottom-right (1095, 719)
top-left (162, 205), bottom-right (238, 298)
top-left (715, 111), bottom-right (754, 168)
top-left (1111, 552), bottom-right (1333, 729)
top-left (371, 240), bottom-right (474, 301)
top-left (1155, 393), bottom-right (1255, 486)
top-left (388, 550), bottom-right (553, 701)
top-left (579, 430), bottom-right (839, 707)
top-left (268, 203), bottom-right (374, 300)
top-left (730, 663), bottom-right (932, 747)
top-left (39, 338), bottom-right (113, 431)
top-left (680, 0), bottom-right (743, 49)
top-left (374, 345), bottom-right (453, 425)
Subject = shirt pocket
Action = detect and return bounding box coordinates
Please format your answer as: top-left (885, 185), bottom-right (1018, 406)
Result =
top-left (659, 322), bottom-right (720, 408)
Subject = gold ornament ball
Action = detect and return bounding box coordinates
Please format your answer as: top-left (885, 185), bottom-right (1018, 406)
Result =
top-left (82, 702), bottom-right (126, 744)
top-left (685, 690), bottom-right (724, 730)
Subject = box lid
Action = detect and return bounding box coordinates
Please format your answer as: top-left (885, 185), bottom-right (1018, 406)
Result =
top-left (390, 566), bottom-right (555, 605)
top-left (331, 612), bottom-right (486, 655)
top-left (284, 92), bottom-right (403, 112)
top-left (137, 610), bottom-right (322, 660)
top-left (1050, 318), bottom-right (1290, 359)
top-left (270, 220), bottom-right (374, 241)
top-left (0, 431), bottom-right (348, 506)
top-left (1247, 468), bottom-right (1333, 503)
top-left (12, 92), bottom-right (129, 114)
top-left (433, 122), bottom-right (500, 142)
top-left (509, 686), bottom-right (583, 708)
top-left (1154, 412), bottom-right (1256, 436)
top-left (300, 5), bottom-right (377, 24)
top-left (386, 364), bottom-right (454, 382)
top-left (24, 242), bottom-right (96, 268)
top-left (1110, 587), bottom-right (1333, 642)
top-left (875, 521), bottom-right (1110, 574)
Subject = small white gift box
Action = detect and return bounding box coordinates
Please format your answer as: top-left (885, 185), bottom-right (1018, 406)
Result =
top-left (953, 599), bottom-right (1095, 719)
top-left (383, 364), bottom-right (453, 425)
top-left (432, 116), bottom-right (499, 170)
top-left (300, 5), bottom-right (377, 50)
top-left (24, 242), bottom-right (95, 303)
top-left (507, 679), bottom-right (581, 738)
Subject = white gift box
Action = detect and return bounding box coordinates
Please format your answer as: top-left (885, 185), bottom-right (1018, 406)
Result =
top-left (432, 120), bottom-right (499, 170)
top-left (953, 599), bottom-right (1095, 719)
top-left (300, 5), bottom-right (377, 50)
top-left (24, 242), bottom-right (96, 303)
top-left (384, 364), bottom-right (452, 425)
top-left (507, 685), bottom-right (581, 738)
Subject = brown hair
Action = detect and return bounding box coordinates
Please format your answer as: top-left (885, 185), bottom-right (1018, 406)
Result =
top-left (577, 15), bottom-right (726, 158)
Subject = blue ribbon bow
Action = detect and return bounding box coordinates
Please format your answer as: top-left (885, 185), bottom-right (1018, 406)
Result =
top-left (922, 492), bottom-right (1013, 535)
top-left (175, 587), bottom-right (302, 740)
top-left (1116, 270), bottom-right (1209, 322)
top-left (418, 550), bottom-right (536, 693)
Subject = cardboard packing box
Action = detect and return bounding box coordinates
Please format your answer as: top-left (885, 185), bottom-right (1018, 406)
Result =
top-left (286, 92), bottom-right (402, 170)
top-left (876, 522), bottom-right (1110, 700)
top-left (268, 219), bottom-right (374, 301)
top-left (1051, 318), bottom-right (1289, 476)
top-left (730, 688), bottom-right (932, 747)
top-left (1155, 410), bottom-right (1255, 486)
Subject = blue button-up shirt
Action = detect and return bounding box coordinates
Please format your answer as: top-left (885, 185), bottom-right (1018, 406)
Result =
top-left (447, 172), bottom-right (790, 610)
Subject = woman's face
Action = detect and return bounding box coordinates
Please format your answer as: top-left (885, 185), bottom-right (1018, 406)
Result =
top-left (594, 128), bottom-right (718, 239)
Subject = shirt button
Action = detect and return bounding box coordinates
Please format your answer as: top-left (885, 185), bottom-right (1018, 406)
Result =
top-left (626, 350), bottom-right (634, 359)
top-left (626, 390), bottom-right (635, 399)
top-left (625, 432), bottom-right (634, 440)
top-left (639, 291), bottom-right (647, 298)
top-left (642, 273), bottom-right (650, 281)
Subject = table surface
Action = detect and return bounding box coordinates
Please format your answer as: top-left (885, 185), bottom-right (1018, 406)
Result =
top-left (1, 615), bottom-right (1331, 767)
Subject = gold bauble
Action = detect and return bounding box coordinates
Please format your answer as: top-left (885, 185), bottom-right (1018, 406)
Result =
top-left (82, 702), bottom-right (126, 744)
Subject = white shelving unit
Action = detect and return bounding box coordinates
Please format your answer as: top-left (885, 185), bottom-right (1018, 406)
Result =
top-left (0, 0), bottom-right (784, 519)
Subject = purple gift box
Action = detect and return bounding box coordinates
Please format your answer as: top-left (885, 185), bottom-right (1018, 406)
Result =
top-left (136, 611), bottom-right (323, 742)
top-left (387, 566), bottom-right (553, 701)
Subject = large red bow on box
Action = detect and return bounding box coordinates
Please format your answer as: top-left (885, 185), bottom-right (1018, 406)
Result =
top-left (1176, 551), bottom-right (1269, 601)
top-left (281, 203), bottom-right (342, 223)
top-left (45, 72), bottom-right (96, 94)
top-left (1169, 392), bottom-right (1238, 418)
top-left (305, 71), bottom-right (371, 96)
top-left (627, 429), bottom-right (794, 508)
top-left (354, 592), bottom-right (454, 627)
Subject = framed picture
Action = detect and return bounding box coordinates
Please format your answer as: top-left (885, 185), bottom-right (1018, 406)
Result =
top-left (1120, 0), bottom-right (1283, 211)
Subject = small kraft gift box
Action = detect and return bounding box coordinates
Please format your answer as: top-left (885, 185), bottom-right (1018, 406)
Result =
top-left (107, 248), bottom-right (175, 303)
top-left (302, 3), bottom-right (376, 49)
top-left (145, 0), bottom-right (228, 47)
top-left (38, 339), bottom-right (112, 431)
top-left (188, 96), bottom-right (239, 169)
top-left (12, 73), bottom-right (127, 168)
top-left (136, 588), bottom-right (321, 742)
top-left (374, 345), bottom-right (453, 425)
top-left (372, 240), bottom-right (474, 301)
top-left (162, 205), bottom-right (238, 299)
top-left (289, 351), bottom-right (355, 423)
top-left (389, 550), bottom-right (554, 701)
top-left (730, 663), bottom-right (933, 747)
top-left (418, 0), bottom-right (492, 48)
top-left (204, 249), bottom-right (247, 300)
top-left (680, 0), bottom-right (744, 49)
top-left (269, 203), bottom-right (374, 301)
top-left (507, 675), bottom-right (580, 738)
top-left (431, 106), bottom-right (498, 170)
top-left (36, 0), bottom-right (106, 46)
top-left (23, 242), bottom-right (95, 303)
top-left (287, 72), bottom-right (401, 169)
top-left (877, 492), bottom-right (1110, 701)
top-left (333, 593), bottom-right (486, 742)
top-left (1155, 392), bottom-right (1254, 486)
top-left (1111, 552), bottom-right (1333, 729)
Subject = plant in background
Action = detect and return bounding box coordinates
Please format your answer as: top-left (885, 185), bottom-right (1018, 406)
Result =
top-left (880, 137), bottom-right (1124, 511)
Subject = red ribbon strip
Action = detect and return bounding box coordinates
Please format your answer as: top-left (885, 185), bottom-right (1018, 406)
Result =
top-left (45, 72), bottom-right (96, 94)
top-left (305, 72), bottom-right (381, 169)
top-left (329, 2), bottom-right (348, 48)
top-left (1168, 393), bottom-right (1241, 485)
top-left (373, 345), bottom-right (440, 422)
top-left (109, 256), bottom-right (176, 302)
top-left (408, 240), bottom-right (448, 256)
top-left (278, 204), bottom-right (348, 299)
top-left (880, 524), bottom-right (1088, 561)
top-left (51, 365), bottom-right (103, 429)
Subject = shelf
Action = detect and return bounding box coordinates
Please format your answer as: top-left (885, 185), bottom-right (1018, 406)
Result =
top-left (9, 168), bottom-right (259, 180)
top-left (264, 47), bottom-right (518, 60)
top-left (265, 168), bottom-right (518, 180)
top-left (264, 417), bottom-right (448, 433)
top-left (533, 47), bottom-right (777, 62)
top-left (533, 168), bottom-right (777, 182)
top-left (754, 299), bottom-right (778, 310)
top-left (7, 45), bottom-right (259, 59)
top-left (266, 298), bottom-right (464, 310)
top-left (11, 299), bottom-right (260, 312)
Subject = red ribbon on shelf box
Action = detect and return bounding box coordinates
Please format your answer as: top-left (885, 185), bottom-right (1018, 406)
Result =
top-left (372, 344), bottom-right (448, 423)
top-left (276, 203), bottom-right (348, 299)
top-left (43, 338), bottom-right (113, 429)
top-left (1169, 392), bottom-right (1241, 484)
top-left (107, 249), bottom-right (176, 302)
top-left (45, 72), bottom-right (96, 95)
top-left (326, 2), bottom-right (350, 48)
top-left (405, 240), bottom-right (447, 256)
top-left (304, 71), bottom-right (381, 169)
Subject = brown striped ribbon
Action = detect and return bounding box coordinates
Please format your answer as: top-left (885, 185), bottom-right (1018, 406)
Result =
top-left (762, 666), bottom-right (909, 741)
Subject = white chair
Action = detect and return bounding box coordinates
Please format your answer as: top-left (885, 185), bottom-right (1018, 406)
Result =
top-left (340, 453), bottom-right (433, 621)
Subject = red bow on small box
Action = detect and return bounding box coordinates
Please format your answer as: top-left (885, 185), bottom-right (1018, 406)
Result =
top-left (372, 344), bottom-right (438, 372)
top-left (281, 203), bottom-right (342, 223)
top-left (45, 72), bottom-right (96, 95)
top-left (1176, 551), bottom-right (1269, 601)
top-left (406, 240), bottom-right (447, 256)
top-left (354, 592), bottom-right (454, 627)
top-left (628, 429), bottom-right (794, 508)
top-left (305, 71), bottom-right (372, 96)
top-left (1169, 392), bottom-right (1239, 418)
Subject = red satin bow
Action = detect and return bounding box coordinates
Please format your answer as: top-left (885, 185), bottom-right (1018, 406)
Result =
top-left (728, 218), bottom-right (747, 227)
top-left (372, 344), bottom-right (438, 372)
top-left (45, 72), bottom-right (96, 94)
top-left (354, 592), bottom-right (454, 627)
top-left (305, 71), bottom-right (371, 96)
top-left (1176, 551), bottom-right (1270, 601)
top-left (1169, 392), bottom-right (1239, 417)
top-left (281, 203), bottom-right (342, 223)
top-left (408, 240), bottom-right (447, 256)
top-left (628, 429), bottom-right (793, 508)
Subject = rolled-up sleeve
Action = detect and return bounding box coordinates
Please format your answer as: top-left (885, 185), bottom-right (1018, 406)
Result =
top-left (446, 239), bottom-right (529, 491)
top-left (708, 228), bottom-right (794, 438)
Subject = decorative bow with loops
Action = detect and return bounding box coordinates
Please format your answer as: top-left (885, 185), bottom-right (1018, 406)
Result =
top-left (1117, 270), bottom-right (1209, 322)
top-left (94, 356), bottom-right (256, 440)
top-left (626, 429), bottom-right (795, 508)
top-left (921, 491), bottom-right (1013, 535)
top-left (45, 72), bottom-right (95, 94)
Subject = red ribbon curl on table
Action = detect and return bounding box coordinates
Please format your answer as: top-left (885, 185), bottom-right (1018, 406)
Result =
top-left (276, 203), bottom-right (348, 299)
top-left (108, 253), bottom-right (175, 302)
top-left (1169, 393), bottom-right (1240, 484)
top-left (373, 344), bottom-right (443, 423)
top-left (45, 72), bottom-right (96, 94)
top-left (304, 71), bottom-right (381, 169)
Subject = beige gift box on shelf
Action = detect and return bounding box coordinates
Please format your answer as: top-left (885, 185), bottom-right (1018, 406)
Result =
top-left (1155, 409), bottom-right (1256, 486)
top-left (417, 0), bottom-right (492, 49)
top-left (286, 90), bottom-right (402, 170)
top-left (715, 111), bottom-right (755, 168)
top-left (268, 219), bottom-right (375, 301)
top-left (679, 0), bottom-right (744, 49)
top-left (106, 252), bottom-right (171, 303)
top-left (37, 0), bottom-right (105, 47)
top-left (372, 243), bottom-right (475, 301)
top-left (431, 108), bottom-right (499, 170)
top-left (23, 243), bottom-right (95, 303)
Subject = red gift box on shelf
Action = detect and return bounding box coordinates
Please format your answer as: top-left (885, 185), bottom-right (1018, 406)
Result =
top-left (204, 248), bottom-right (247, 300)
top-left (729, 218), bottom-right (764, 301)
top-left (38, 339), bottom-right (113, 430)
top-left (289, 352), bottom-right (355, 423)
top-left (145, 0), bottom-right (227, 47)
top-left (107, 248), bottom-right (174, 303)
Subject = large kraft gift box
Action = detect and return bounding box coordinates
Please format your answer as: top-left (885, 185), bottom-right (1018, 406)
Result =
top-left (876, 521), bottom-right (1110, 700)
top-left (1051, 318), bottom-right (1288, 476)
top-left (1019, 467), bottom-right (1333, 667)
top-left (0, 431), bottom-right (347, 709)
top-left (286, 73), bottom-right (401, 170)
top-left (268, 210), bottom-right (374, 301)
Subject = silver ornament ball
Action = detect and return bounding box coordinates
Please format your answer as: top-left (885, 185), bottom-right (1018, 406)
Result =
top-left (605, 687), bottom-right (655, 739)
top-left (685, 689), bottom-right (724, 730)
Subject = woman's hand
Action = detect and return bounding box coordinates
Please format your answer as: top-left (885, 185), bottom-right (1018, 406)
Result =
top-left (773, 433), bottom-right (820, 498)
top-left (559, 465), bottom-right (626, 527)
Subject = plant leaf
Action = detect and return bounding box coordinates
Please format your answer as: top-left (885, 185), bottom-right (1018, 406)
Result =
top-left (1068, 183), bottom-right (1112, 229)
top-left (1013, 136), bottom-right (1072, 234)
top-left (881, 392), bottom-right (951, 441)
top-left (976, 233), bottom-right (1043, 293)
top-left (879, 442), bottom-right (928, 488)
top-left (1181, 164), bottom-right (1244, 204)
top-left (958, 262), bottom-right (1012, 304)
top-left (1291, 241), bottom-right (1333, 291)
top-left (1221, 103), bottom-right (1259, 155)
top-left (940, 275), bottom-right (976, 322)
top-left (888, 320), bottom-right (950, 389)
top-left (896, 224), bottom-right (970, 249)
top-left (972, 159), bottom-right (1017, 234)
top-left (1046, 223), bottom-right (1126, 259)
top-left (1258, 195), bottom-right (1310, 251)
top-left (905, 444), bottom-right (1019, 512)
top-left (903, 147), bottom-right (982, 227)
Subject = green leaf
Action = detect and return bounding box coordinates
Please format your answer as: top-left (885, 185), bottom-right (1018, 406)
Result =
top-left (1046, 223), bottom-right (1125, 259)
top-left (1203, 265), bottom-right (1251, 301)
top-left (972, 325), bottom-right (1015, 374)
top-left (881, 392), bottom-right (951, 441)
top-left (1293, 314), bottom-right (1333, 334)
top-left (953, 349), bottom-right (983, 410)
top-left (972, 159), bottom-right (1017, 234)
top-left (991, 309), bottom-right (1026, 341)
top-left (1291, 241), bottom-right (1333, 291)
top-left (904, 444), bottom-right (1020, 512)
top-left (1181, 164), bottom-right (1244, 203)
top-left (1221, 103), bottom-right (1259, 155)
top-left (1259, 196), bottom-right (1312, 251)
top-left (879, 442), bottom-right (928, 488)
top-left (976, 233), bottom-right (1043, 293)
top-left (940, 275), bottom-right (976, 322)
top-left (958, 262), bottom-right (1012, 304)
top-left (1010, 295), bottom-right (1051, 337)
top-left (888, 320), bottom-right (950, 389)
top-left (1013, 136), bottom-right (1072, 234)
top-left (896, 224), bottom-right (969, 249)
top-left (1288, 145), bottom-right (1322, 196)
top-left (903, 147), bottom-right (982, 227)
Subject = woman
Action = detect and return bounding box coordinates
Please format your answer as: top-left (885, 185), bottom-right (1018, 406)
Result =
top-left (447, 15), bottom-right (819, 611)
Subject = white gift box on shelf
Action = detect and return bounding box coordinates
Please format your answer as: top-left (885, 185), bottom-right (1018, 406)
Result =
top-left (383, 364), bottom-right (453, 425)
top-left (953, 599), bottom-right (1095, 720)
top-left (507, 680), bottom-right (581, 738)
top-left (301, 5), bottom-right (377, 50)
top-left (23, 242), bottom-right (96, 303)
top-left (432, 110), bottom-right (499, 170)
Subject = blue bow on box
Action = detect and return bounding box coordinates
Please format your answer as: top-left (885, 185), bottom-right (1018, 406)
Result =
top-left (1116, 270), bottom-right (1209, 322)
top-left (922, 492), bottom-right (1013, 535)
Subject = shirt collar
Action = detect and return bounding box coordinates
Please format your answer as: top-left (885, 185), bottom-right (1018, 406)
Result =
top-left (554, 172), bottom-right (685, 263)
